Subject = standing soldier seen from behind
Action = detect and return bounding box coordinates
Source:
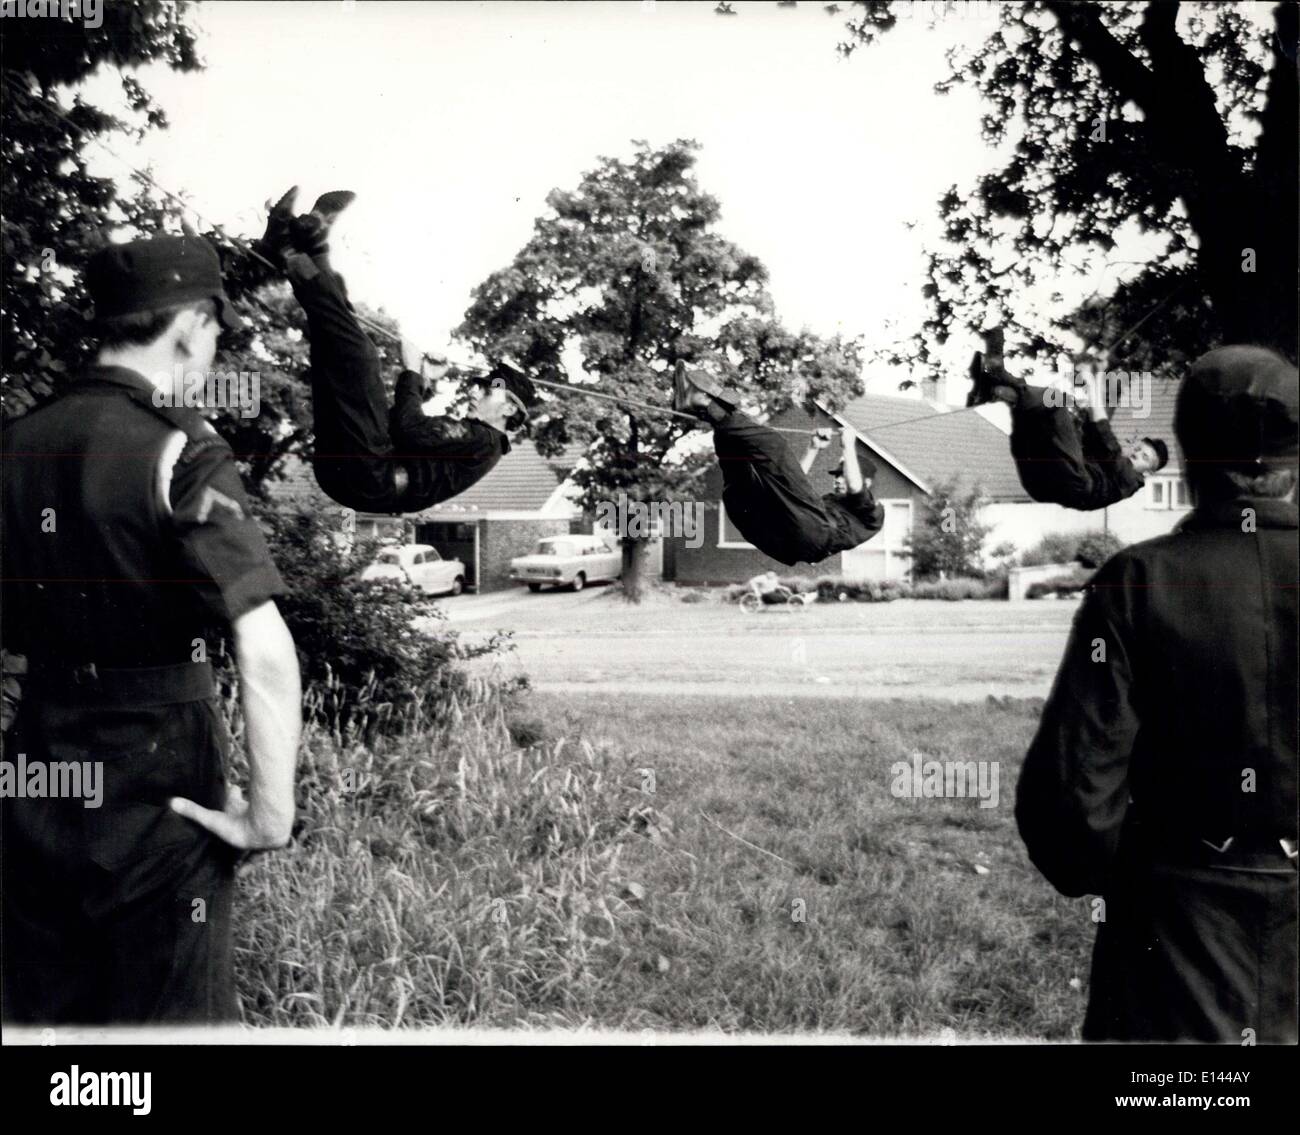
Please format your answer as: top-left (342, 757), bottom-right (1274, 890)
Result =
top-left (1, 235), bottom-right (302, 1025)
top-left (1016, 346), bottom-right (1298, 1043)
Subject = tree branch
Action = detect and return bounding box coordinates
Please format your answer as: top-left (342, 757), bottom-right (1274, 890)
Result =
top-left (1137, 0), bottom-right (1231, 158)
top-left (1256, 2), bottom-right (1298, 195)
top-left (1043, 0), bottom-right (1157, 107)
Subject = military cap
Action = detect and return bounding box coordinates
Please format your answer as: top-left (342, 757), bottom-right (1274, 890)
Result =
top-left (1175, 346), bottom-right (1298, 470)
top-left (87, 235), bottom-right (245, 331)
top-left (482, 358), bottom-right (539, 410)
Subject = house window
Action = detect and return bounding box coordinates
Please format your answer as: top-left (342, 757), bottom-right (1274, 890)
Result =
top-left (840, 499), bottom-right (914, 582)
top-left (1147, 476), bottom-right (1192, 510)
top-left (718, 504), bottom-right (755, 549)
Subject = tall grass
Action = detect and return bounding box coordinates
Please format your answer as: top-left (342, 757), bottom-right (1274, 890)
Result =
top-left (235, 679), bottom-right (650, 1027)
top-left (232, 683), bottom-right (1091, 1037)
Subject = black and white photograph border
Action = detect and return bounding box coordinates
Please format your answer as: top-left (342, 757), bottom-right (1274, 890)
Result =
top-left (0, 0), bottom-right (1295, 1089)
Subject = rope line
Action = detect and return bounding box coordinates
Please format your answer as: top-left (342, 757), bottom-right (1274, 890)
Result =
top-left (7, 75), bottom-right (827, 434)
top-left (6, 73), bottom-right (1180, 447)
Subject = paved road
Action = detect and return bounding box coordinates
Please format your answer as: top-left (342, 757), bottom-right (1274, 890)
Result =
top-left (436, 587), bottom-right (1079, 702)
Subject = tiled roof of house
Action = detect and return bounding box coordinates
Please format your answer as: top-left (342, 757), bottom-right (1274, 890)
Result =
top-left (412, 441), bottom-right (580, 517)
top-left (266, 441), bottom-right (584, 518)
top-left (833, 392), bottom-right (1029, 501)
top-left (541, 442), bottom-right (589, 478)
top-left (265, 456), bottom-right (329, 505)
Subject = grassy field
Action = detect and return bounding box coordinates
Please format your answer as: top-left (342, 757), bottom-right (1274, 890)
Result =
top-left (456, 592), bottom-right (1077, 702)
top-left (235, 684), bottom-right (1093, 1038)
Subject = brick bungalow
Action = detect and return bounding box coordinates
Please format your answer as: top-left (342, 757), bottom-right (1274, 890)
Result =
top-left (407, 443), bottom-right (587, 592)
top-left (267, 443), bottom-right (587, 592)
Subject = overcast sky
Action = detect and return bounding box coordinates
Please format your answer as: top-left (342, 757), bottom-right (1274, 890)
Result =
top-left (80, 0), bottom-right (1184, 404)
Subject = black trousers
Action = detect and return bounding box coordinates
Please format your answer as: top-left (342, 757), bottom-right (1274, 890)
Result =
top-left (1007, 387), bottom-right (1144, 511)
top-left (1083, 845), bottom-right (1298, 1043)
top-left (290, 264), bottom-right (505, 515)
top-left (714, 411), bottom-right (839, 567)
top-left (1, 690), bottom-right (237, 1025)
top-left (1008, 387), bottom-right (1095, 506)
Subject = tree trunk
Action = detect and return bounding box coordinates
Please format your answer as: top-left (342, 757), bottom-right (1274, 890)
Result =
top-left (620, 538), bottom-right (650, 603)
top-left (1046, 1), bottom-right (1297, 355)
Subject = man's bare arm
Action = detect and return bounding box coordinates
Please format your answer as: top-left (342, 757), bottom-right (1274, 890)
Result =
top-left (799, 427), bottom-right (833, 474)
top-left (171, 600), bottom-right (301, 848)
top-left (840, 426), bottom-right (866, 494)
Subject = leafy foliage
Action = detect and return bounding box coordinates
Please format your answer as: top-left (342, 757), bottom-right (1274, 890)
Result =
top-left (1019, 530), bottom-right (1086, 568)
top-left (251, 502), bottom-right (512, 736)
top-left (837, 1), bottom-right (1297, 379)
top-left (1, 1), bottom-right (201, 419)
top-left (1019, 528), bottom-right (1125, 568)
top-left (905, 476), bottom-right (993, 580)
top-left (456, 140), bottom-right (865, 598)
top-left (1073, 529), bottom-right (1126, 569)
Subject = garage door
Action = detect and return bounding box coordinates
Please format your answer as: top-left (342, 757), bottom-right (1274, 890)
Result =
top-left (416, 522), bottom-right (479, 591)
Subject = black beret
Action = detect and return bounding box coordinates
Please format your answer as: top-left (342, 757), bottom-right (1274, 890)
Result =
top-left (1176, 346), bottom-right (1298, 471)
top-left (87, 235), bottom-right (243, 330)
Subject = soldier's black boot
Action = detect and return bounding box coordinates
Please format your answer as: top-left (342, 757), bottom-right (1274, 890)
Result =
top-left (968, 328), bottom-right (1027, 409)
top-left (252, 186), bottom-right (299, 271)
top-left (672, 361), bottom-right (736, 424)
top-left (289, 190), bottom-right (357, 272)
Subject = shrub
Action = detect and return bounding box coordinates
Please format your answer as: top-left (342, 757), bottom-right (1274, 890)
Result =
top-left (906, 477), bottom-right (993, 580)
top-left (248, 502), bottom-right (511, 736)
top-left (1020, 530), bottom-right (1125, 569)
top-left (1019, 531), bottom-right (1083, 568)
top-left (1074, 530), bottom-right (1125, 569)
top-left (1025, 568), bottom-right (1094, 599)
top-left (981, 561), bottom-right (1011, 595)
top-left (812, 576), bottom-right (904, 603)
top-left (910, 577), bottom-right (1001, 601)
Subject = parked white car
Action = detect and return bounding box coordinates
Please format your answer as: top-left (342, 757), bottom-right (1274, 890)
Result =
top-left (361, 543), bottom-right (467, 596)
top-left (508, 535), bottom-right (621, 592)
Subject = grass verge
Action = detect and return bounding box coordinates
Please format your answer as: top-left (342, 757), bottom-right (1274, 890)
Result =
top-left (236, 686), bottom-right (1091, 1037)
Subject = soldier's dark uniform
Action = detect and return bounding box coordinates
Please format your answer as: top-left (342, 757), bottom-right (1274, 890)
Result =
top-left (713, 412), bottom-right (885, 566)
top-left (286, 255), bottom-right (514, 515)
top-left (1, 242), bottom-right (285, 1024)
top-left (1009, 386), bottom-right (1146, 510)
top-left (1016, 346), bottom-right (1299, 1043)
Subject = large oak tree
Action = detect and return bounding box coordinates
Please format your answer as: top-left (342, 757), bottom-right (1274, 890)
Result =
top-left (457, 140), bottom-right (864, 600)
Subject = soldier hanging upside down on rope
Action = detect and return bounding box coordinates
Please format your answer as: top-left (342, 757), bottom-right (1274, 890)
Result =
top-left (670, 362), bottom-right (884, 566)
top-left (255, 188), bottom-right (537, 515)
top-left (967, 328), bottom-right (1169, 511)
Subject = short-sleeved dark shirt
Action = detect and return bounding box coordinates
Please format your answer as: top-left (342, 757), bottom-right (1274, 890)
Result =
top-left (1080, 416), bottom-right (1146, 506)
top-left (1, 366), bottom-right (284, 669)
top-left (821, 487), bottom-right (886, 553)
